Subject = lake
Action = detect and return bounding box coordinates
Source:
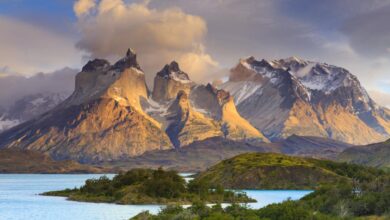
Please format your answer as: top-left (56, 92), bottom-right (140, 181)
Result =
top-left (0, 174), bottom-right (312, 220)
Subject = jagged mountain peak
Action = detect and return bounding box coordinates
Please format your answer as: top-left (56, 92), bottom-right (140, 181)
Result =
top-left (278, 56), bottom-right (307, 66)
top-left (240, 56), bottom-right (273, 70)
top-left (82, 59), bottom-right (110, 72)
top-left (157, 61), bottom-right (191, 83)
top-left (126, 48), bottom-right (136, 57)
top-left (152, 62), bottom-right (194, 102)
top-left (236, 56), bottom-right (366, 96)
top-left (0, 49), bottom-right (171, 162)
top-left (113, 48), bottom-right (141, 71)
top-left (62, 48), bottom-right (149, 110)
top-left (220, 56), bottom-right (390, 145)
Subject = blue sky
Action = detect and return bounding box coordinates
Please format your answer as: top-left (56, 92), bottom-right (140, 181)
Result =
top-left (0, 0), bottom-right (76, 32)
top-left (0, 0), bottom-right (389, 106)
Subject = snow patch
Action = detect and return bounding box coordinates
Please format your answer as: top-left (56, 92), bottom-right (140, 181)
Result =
top-left (0, 116), bottom-right (20, 132)
top-left (30, 97), bottom-right (46, 106)
top-left (165, 71), bottom-right (192, 84)
top-left (144, 99), bottom-right (169, 116)
top-left (219, 81), bottom-right (262, 105)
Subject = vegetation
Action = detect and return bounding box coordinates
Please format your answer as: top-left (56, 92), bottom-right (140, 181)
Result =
top-left (132, 158), bottom-right (390, 220)
top-left (43, 168), bottom-right (254, 205)
top-left (194, 153), bottom-right (385, 189)
top-left (132, 175), bottom-right (390, 219)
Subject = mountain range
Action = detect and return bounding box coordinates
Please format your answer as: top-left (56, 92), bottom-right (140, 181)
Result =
top-left (219, 56), bottom-right (390, 144)
top-left (0, 49), bottom-right (389, 164)
top-left (0, 92), bottom-right (67, 132)
top-left (0, 49), bottom-right (267, 162)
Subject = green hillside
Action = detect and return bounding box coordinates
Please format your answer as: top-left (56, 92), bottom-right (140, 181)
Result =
top-left (195, 153), bottom-right (382, 189)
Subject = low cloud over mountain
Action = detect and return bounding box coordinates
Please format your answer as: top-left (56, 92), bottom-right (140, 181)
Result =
top-left (74, 0), bottom-right (218, 84)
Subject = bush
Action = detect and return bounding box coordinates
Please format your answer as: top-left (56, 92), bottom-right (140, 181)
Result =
top-left (257, 200), bottom-right (312, 220)
top-left (143, 168), bottom-right (186, 198)
top-left (80, 176), bottom-right (114, 196)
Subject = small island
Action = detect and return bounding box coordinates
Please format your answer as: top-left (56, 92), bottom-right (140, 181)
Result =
top-left (42, 168), bottom-right (255, 205)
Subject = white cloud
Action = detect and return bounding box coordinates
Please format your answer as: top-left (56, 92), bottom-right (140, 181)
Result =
top-left (74, 0), bottom-right (97, 17)
top-left (74, 0), bottom-right (218, 84)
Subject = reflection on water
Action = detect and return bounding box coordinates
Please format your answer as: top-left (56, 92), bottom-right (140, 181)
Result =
top-left (0, 174), bottom-right (312, 220)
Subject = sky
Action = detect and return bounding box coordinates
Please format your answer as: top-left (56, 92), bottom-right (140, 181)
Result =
top-left (0, 0), bottom-right (389, 107)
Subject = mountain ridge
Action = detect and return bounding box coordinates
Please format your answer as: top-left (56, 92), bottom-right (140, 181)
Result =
top-left (0, 49), bottom-right (267, 162)
top-left (219, 56), bottom-right (390, 144)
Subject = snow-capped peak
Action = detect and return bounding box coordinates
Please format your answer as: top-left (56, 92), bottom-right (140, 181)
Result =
top-left (236, 56), bottom-right (360, 94)
top-left (282, 56), bottom-right (307, 65)
top-left (157, 61), bottom-right (192, 84)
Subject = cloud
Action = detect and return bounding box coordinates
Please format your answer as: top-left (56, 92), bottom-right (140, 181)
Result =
top-left (0, 67), bottom-right (78, 107)
top-left (0, 16), bottom-right (83, 75)
top-left (341, 4), bottom-right (390, 58)
top-left (151, 0), bottom-right (357, 67)
top-left (73, 0), bottom-right (218, 84)
top-left (74, 0), bottom-right (96, 17)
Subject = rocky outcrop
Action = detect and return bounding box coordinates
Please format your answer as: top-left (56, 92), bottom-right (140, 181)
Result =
top-left (152, 61), bottom-right (194, 102)
top-left (190, 84), bottom-right (269, 142)
top-left (0, 49), bottom-right (172, 162)
top-left (219, 56), bottom-right (390, 145)
top-left (165, 91), bottom-right (222, 148)
top-left (149, 61), bottom-right (269, 148)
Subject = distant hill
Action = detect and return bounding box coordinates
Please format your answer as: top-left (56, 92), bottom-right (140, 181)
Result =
top-left (338, 139), bottom-right (390, 170)
top-left (194, 153), bottom-right (373, 189)
top-left (102, 136), bottom-right (351, 172)
top-left (273, 135), bottom-right (352, 159)
top-left (102, 137), bottom-right (274, 172)
top-left (0, 149), bottom-right (107, 173)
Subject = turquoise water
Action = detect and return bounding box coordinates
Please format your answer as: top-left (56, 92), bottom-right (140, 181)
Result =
top-left (0, 174), bottom-right (312, 220)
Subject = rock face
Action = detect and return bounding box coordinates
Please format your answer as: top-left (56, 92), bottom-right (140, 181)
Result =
top-left (7, 51), bottom-right (379, 163)
top-left (219, 56), bottom-right (390, 144)
top-left (0, 51), bottom-right (267, 163)
top-left (190, 84), bottom-right (268, 142)
top-left (148, 61), bottom-right (268, 148)
top-left (165, 91), bottom-right (222, 148)
top-left (0, 49), bottom-right (172, 162)
top-left (152, 61), bottom-right (194, 102)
